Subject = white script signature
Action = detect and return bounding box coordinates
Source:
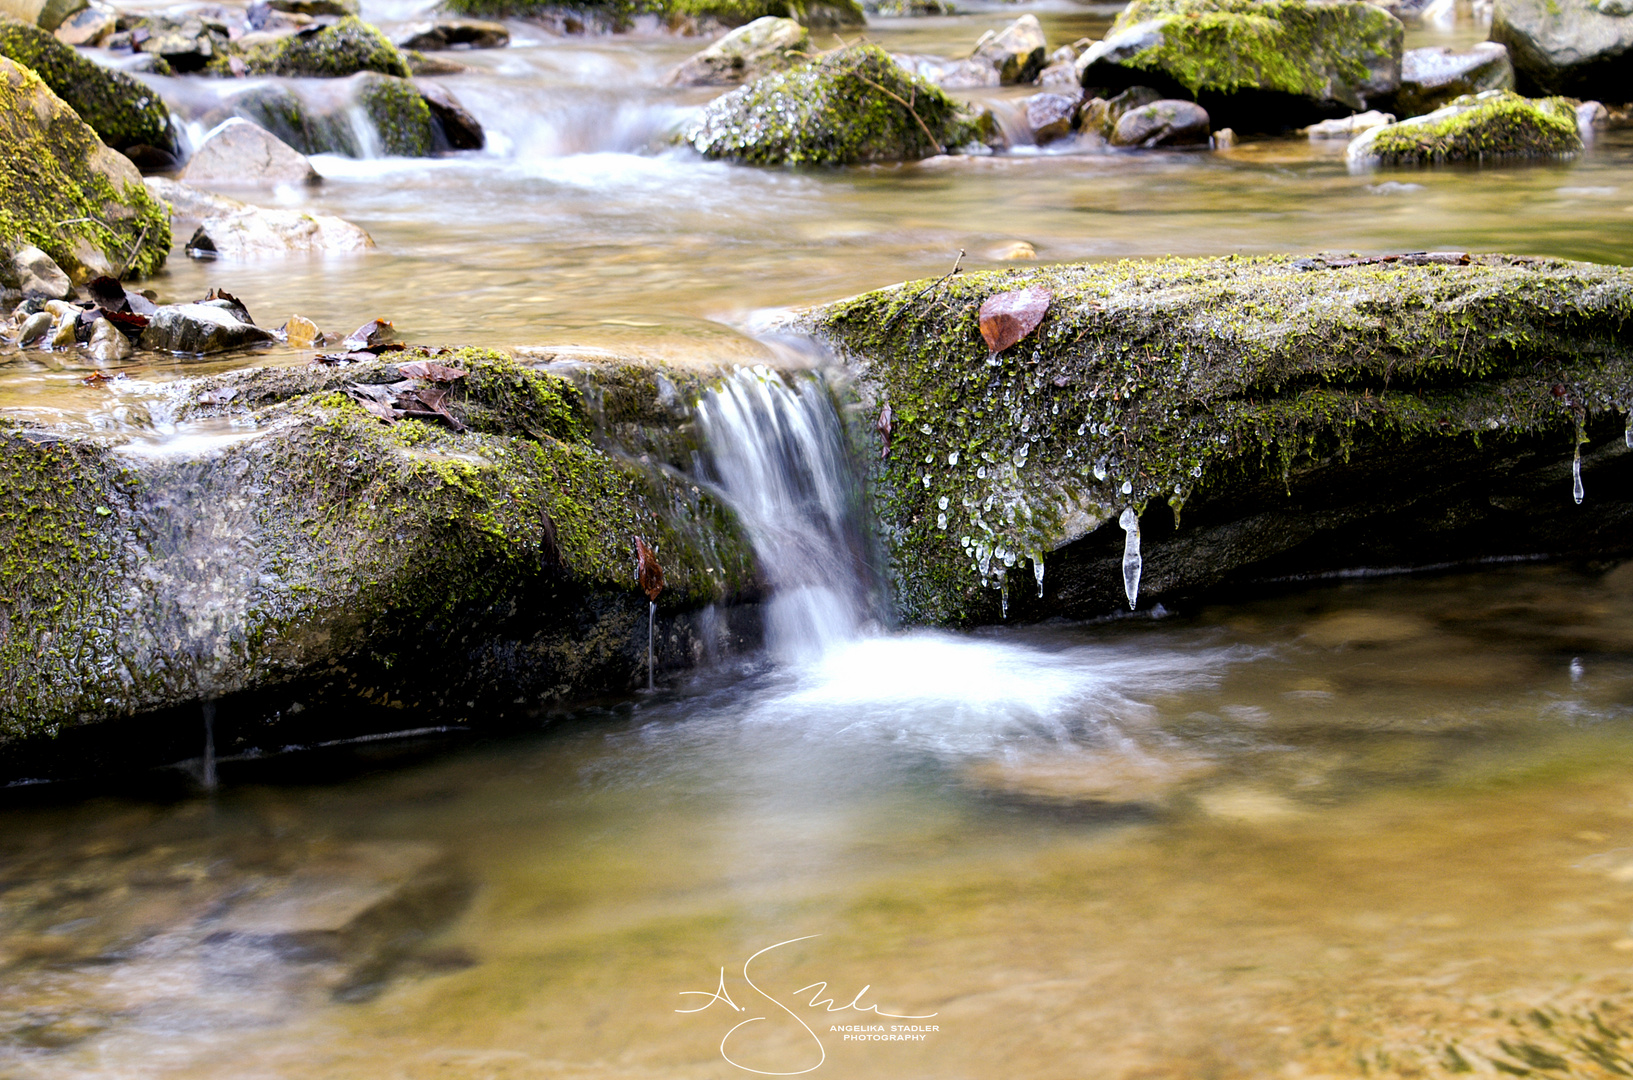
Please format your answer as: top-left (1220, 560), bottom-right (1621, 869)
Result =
top-left (676, 935), bottom-right (938, 1075)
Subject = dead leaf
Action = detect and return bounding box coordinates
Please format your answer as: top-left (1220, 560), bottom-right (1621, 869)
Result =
top-left (394, 385), bottom-right (468, 432)
top-left (343, 319), bottom-right (396, 352)
top-left (86, 276), bottom-right (129, 313)
top-left (345, 385), bottom-right (399, 424)
top-left (204, 289), bottom-right (254, 325)
top-left (634, 536), bottom-right (664, 602)
top-left (398, 360), bottom-right (468, 382)
top-left (979, 286), bottom-right (1053, 357)
top-left (875, 401), bottom-right (893, 460)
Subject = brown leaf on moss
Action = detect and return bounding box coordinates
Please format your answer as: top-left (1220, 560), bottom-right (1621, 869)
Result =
top-left (634, 535), bottom-right (664, 602)
top-left (398, 360), bottom-right (468, 382)
top-left (979, 286), bottom-right (1052, 356)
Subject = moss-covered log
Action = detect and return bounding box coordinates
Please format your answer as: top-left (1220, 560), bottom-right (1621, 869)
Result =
top-left (0, 348), bottom-right (758, 778)
top-left (806, 254), bottom-right (1633, 625)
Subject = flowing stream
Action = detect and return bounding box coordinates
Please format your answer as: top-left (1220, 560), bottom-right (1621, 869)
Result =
top-left (3, 3), bottom-right (1633, 1077)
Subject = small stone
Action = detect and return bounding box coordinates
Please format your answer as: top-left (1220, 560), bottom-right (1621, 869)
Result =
top-left (15, 309), bottom-right (51, 343)
top-left (1303, 109), bottom-right (1396, 138)
top-left (989, 240), bottom-right (1037, 260)
top-left (53, 2), bottom-right (115, 47)
top-left (666, 16), bottom-right (808, 86)
top-left (394, 17), bottom-right (508, 51)
top-left (1578, 99), bottom-right (1608, 134)
top-left (1110, 99), bottom-right (1211, 148)
top-left (418, 81), bottom-right (484, 151)
top-left (49, 310), bottom-right (76, 347)
top-left (1023, 91), bottom-right (1078, 143)
top-left (267, 0), bottom-right (357, 16)
top-left (1211, 126), bottom-right (1237, 148)
top-left (1078, 85), bottom-right (1162, 139)
top-left (1396, 42), bottom-right (1513, 117)
top-left (284, 313), bottom-right (322, 348)
top-left (86, 316), bottom-right (131, 362)
top-left (139, 303), bottom-right (275, 355)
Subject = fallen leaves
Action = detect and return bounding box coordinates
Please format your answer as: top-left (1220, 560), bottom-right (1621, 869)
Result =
top-left (979, 286), bottom-right (1053, 357)
top-left (396, 359), bottom-right (468, 382)
top-left (342, 359), bottom-right (471, 432)
top-left (634, 536), bottom-right (665, 601)
top-left (343, 319), bottom-right (396, 352)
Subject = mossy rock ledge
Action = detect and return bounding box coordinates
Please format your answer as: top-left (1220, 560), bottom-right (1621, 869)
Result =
top-left (1074, 0), bottom-right (1404, 132)
top-left (687, 43), bottom-right (997, 165)
top-left (0, 349), bottom-right (760, 781)
top-left (802, 254), bottom-right (1633, 626)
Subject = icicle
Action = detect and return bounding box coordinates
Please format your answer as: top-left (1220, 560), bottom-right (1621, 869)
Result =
top-left (1000, 572), bottom-right (1009, 619)
top-left (647, 600), bottom-right (657, 690)
top-left (1033, 552), bottom-right (1045, 597)
top-left (1573, 446), bottom-right (1584, 504)
top-left (1625, 413), bottom-right (1631, 449)
top-left (1119, 507), bottom-right (1142, 610)
top-left (201, 699), bottom-right (217, 792)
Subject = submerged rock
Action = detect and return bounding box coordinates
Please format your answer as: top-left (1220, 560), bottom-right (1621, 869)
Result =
top-left (0, 57), bottom-right (169, 281)
top-left (0, 349), bottom-right (758, 778)
top-left (1075, 0), bottom-right (1404, 131)
top-left (0, 15), bottom-right (175, 153)
top-left (804, 254), bottom-right (1633, 625)
top-left (687, 43), bottom-right (996, 165)
top-left (145, 178), bottom-right (374, 258)
top-left (1110, 99), bottom-right (1211, 147)
top-left (1491, 0), bottom-right (1633, 98)
top-left (1346, 89), bottom-right (1581, 166)
top-left (180, 118), bottom-right (322, 187)
top-left (1394, 42), bottom-right (1514, 117)
top-left (666, 15), bottom-right (808, 86)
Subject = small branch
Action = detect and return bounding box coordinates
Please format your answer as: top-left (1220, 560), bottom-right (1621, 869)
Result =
top-left (853, 71), bottom-right (943, 156)
top-left (884, 249), bottom-right (964, 329)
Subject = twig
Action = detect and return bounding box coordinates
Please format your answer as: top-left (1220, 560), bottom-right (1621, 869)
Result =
top-left (116, 223), bottom-right (150, 280)
top-left (884, 249), bottom-right (964, 329)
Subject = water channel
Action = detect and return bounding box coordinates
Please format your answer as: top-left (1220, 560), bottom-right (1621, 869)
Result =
top-left (2, 2), bottom-right (1633, 1076)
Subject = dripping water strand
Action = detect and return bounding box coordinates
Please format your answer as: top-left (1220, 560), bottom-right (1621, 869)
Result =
top-left (1573, 417), bottom-right (1586, 505)
top-left (1119, 508), bottom-right (1143, 610)
top-left (201, 699), bottom-right (217, 792)
top-left (648, 600), bottom-right (656, 690)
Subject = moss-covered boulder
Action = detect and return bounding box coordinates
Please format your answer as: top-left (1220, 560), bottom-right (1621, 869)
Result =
top-left (1346, 90), bottom-right (1581, 166)
top-left (687, 43), bottom-right (995, 165)
top-left (0, 348), bottom-right (759, 779)
top-left (356, 72), bottom-right (434, 156)
top-left (232, 16), bottom-right (411, 78)
top-left (0, 15), bottom-right (174, 152)
top-left (0, 57), bottom-right (168, 280)
top-left (1075, 0), bottom-right (1404, 132)
top-left (804, 254), bottom-right (1633, 625)
top-left (215, 77), bottom-right (439, 158)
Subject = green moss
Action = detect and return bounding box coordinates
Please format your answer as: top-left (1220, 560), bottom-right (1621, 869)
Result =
top-left (1359, 91), bottom-right (1581, 165)
top-left (356, 73), bottom-right (434, 157)
top-left (0, 58), bottom-right (169, 279)
top-left (0, 16), bottom-right (173, 151)
top-left (687, 43), bottom-right (990, 165)
top-left (235, 16), bottom-right (411, 78)
top-left (809, 254), bottom-right (1633, 624)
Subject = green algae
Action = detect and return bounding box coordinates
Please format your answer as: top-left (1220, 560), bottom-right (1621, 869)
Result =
top-left (1358, 90), bottom-right (1581, 166)
top-left (688, 43), bottom-right (992, 166)
top-left (0, 16), bottom-right (173, 151)
top-left (810, 254), bottom-right (1633, 624)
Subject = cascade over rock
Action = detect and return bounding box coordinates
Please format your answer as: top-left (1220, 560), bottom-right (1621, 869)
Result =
top-left (803, 254), bottom-right (1633, 625)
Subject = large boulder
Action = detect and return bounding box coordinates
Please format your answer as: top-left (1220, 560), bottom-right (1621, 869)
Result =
top-left (802, 255), bottom-right (1633, 625)
top-left (235, 16), bottom-right (412, 78)
top-left (0, 15), bottom-right (174, 153)
top-left (686, 43), bottom-right (995, 165)
top-left (1075, 0), bottom-right (1404, 131)
top-left (1346, 89), bottom-right (1581, 166)
top-left (356, 71), bottom-right (435, 156)
top-left (1395, 42), bottom-right (1514, 117)
top-left (1491, 0), bottom-right (1633, 99)
top-left (180, 118), bottom-right (322, 187)
top-left (0, 57), bottom-right (169, 281)
top-left (0, 349), bottom-right (758, 780)
top-left (666, 15), bottom-right (808, 86)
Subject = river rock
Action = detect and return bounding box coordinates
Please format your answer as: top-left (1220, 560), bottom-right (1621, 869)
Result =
top-left (3, 245), bottom-right (71, 299)
top-left (85, 316), bottom-right (130, 362)
top-left (1110, 98), bottom-right (1211, 146)
top-left (13, 309), bottom-right (49, 342)
top-left (0, 349), bottom-right (758, 782)
top-left (181, 118), bottom-right (322, 187)
top-left (893, 53), bottom-right (1000, 89)
top-left (394, 18), bottom-right (508, 51)
top-left (1024, 92), bottom-right (1078, 143)
top-left (145, 178), bottom-right (374, 258)
top-left (0, 16), bottom-right (175, 153)
top-left (970, 14), bottom-right (1046, 85)
top-left (1491, 0), bottom-right (1633, 98)
top-left (269, 0), bottom-right (357, 14)
top-left (1346, 89), bottom-right (1581, 166)
top-left (236, 16), bottom-right (412, 78)
top-left (1075, 0), bottom-right (1405, 132)
top-left (1394, 42), bottom-right (1514, 116)
top-left (0, 0), bottom-right (79, 29)
top-left (130, 14), bottom-right (229, 73)
top-left (0, 57), bottom-right (169, 281)
top-left (52, 2), bottom-right (113, 46)
top-left (417, 81), bottom-right (484, 150)
top-left (139, 302), bottom-right (276, 354)
top-left (356, 71), bottom-right (435, 155)
top-left (1303, 109), bottom-right (1395, 137)
top-left (1078, 85), bottom-right (1162, 139)
top-left (802, 254), bottom-right (1633, 625)
top-left (666, 16), bottom-right (808, 86)
top-left (687, 43), bottom-right (997, 165)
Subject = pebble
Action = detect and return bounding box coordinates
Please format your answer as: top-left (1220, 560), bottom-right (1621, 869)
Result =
top-left (284, 313), bottom-right (323, 348)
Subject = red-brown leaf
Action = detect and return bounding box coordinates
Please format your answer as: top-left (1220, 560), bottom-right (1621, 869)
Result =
top-left (634, 535), bottom-right (664, 602)
top-left (398, 360), bottom-right (468, 382)
top-left (979, 286), bottom-right (1053, 356)
top-left (342, 318), bottom-right (396, 352)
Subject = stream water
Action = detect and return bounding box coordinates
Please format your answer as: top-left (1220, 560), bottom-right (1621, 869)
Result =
top-left (3, 2), bottom-right (1633, 1077)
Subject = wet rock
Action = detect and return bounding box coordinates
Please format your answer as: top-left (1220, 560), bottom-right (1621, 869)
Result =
top-left (394, 17), bottom-right (508, 51)
top-left (989, 240), bottom-right (1036, 260)
top-left (1110, 98), bottom-right (1210, 147)
top-left (1075, 0), bottom-right (1405, 132)
top-left (14, 309), bottom-right (49, 343)
top-left (3, 245), bottom-right (71, 300)
top-left (180, 118), bottom-right (321, 188)
top-left (688, 43), bottom-right (997, 165)
top-left (129, 13), bottom-right (229, 73)
top-left (139, 303), bottom-right (275, 355)
top-left (1210, 125), bottom-right (1236, 147)
top-left (236, 16), bottom-right (412, 78)
top-left (0, 17), bottom-right (175, 152)
top-left (0, 0), bottom-right (80, 30)
top-left (964, 752), bottom-right (1220, 809)
top-left (864, 0), bottom-right (950, 13)
top-left (1491, 0), bottom-right (1633, 98)
top-left (405, 49), bottom-right (467, 75)
top-left (145, 178), bottom-right (374, 258)
top-left (804, 254), bottom-right (1633, 625)
top-left (418, 80), bottom-right (484, 150)
top-left (1303, 109), bottom-right (1395, 137)
top-left (356, 71), bottom-right (435, 156)
top-left (0, 57), bottom-right (169, 281)
top-left (268, 0), bottom-right (357, 15)
top-left (893, 52), bottom-right (999, 89)
top-left (1077, 85), bottom-right (1162, 139)
top-left (284, 312), bottom-right (322, 347)
top-left (666, 15), bottom-right (807, 86)
top-left (85, 316), bottom-right (130, 362)
top-left (1346, 89), bottom-right (1581, 166)
top-left (1578, 98), bottom-right (1609, 134)
top-left (971, 13), bottom-right (1046, 85)
top-left (52, 1), bottom-right (114, 46)
top-left (1394, 42), bottom-right (1514, 117)
top-left (1023, 91), bottom-right (1078, 143)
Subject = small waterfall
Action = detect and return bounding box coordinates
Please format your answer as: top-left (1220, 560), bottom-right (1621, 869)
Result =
top-left (697, 367), bottom-right (874, 664)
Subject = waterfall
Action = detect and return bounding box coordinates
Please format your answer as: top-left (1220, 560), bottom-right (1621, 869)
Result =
top-left (697, 367), bottom-right (875, 664)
